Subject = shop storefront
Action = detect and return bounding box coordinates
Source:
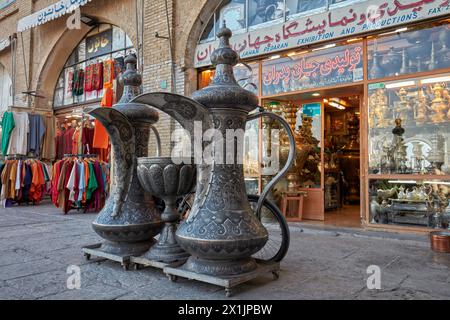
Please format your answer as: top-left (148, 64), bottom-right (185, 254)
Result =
top-left (194, 0), bottom-right (450, 232)
top-left (0, 20), bottom-right (135, 214)
top-left (52, 23), bottom-right (135, 161)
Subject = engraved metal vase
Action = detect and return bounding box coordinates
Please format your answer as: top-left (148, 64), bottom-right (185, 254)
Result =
top-left (87, 54), bottom-right (163, 256)
top-left (137, 157), bottom-right (196, 263)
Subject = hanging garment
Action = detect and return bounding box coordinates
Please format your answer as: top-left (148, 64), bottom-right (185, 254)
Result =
top-left (14, 160), bottom-right (22, 200)
top-left (1, 112), bottom-right (15, 156)
top-left (41, 116), bottom-right (56, 160)
top-left (22, 163), bottom-right (32, 203)
top-left (84, 64), bottom-right (94, 93)
top-left (7, 112), bottom-right (30, 156)
top-left (72, 127), bottom-right (80, 155)
top-left (30, 161), bottom-right (45, 203)
top-left (55, 128), bottom-right (66, 160)
top-left (63, 126), bottom-right (75, 155)
top-left (66, 70), bottom-right (74, 98)
top-left (93, 62), bottom-right (104, 91)
top-left (93, 60), bottom-right (115, 150)
top-left (82, 126), bottom-right (94, 154)
top-left (27, 114), bottom-right (46, 157)
top-left (72, 69), bottom-right (85, 96)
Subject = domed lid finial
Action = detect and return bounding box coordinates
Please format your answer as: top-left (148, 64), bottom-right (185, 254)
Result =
top-left (191, 20), bottom-right (258, 111)
top-left (117, 53), bottom-right (142, 104)
top-left (210, 20), bottom-right (238, 67)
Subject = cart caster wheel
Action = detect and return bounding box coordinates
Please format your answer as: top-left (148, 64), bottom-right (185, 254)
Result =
top-left (168, 274), bottom-right (178, 282)
top-left (122, 263), bottom-right (130, 271)
top-left (133, 263), bottom-right (140, 271)
top-left (225, 289), bottom-right (233, 298)
top-left (84, 253), bottom-right (91, 261)
top-left (272, 271), bottom-right (280, 280)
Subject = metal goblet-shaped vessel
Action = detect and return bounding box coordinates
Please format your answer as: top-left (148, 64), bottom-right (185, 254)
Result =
top-left (137, 157), bottom-right (196, 263)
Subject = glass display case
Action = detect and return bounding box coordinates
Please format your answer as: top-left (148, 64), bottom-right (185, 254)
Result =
top-left (368, 74), bottom-right (450, 176)
top-left (369, 179), bottom-right (450, 229)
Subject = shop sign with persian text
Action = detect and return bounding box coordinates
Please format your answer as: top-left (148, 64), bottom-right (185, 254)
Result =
top-left (262, 43), bottom-right (364, 96)
top-left (195, 0), bottom-right (450, 67)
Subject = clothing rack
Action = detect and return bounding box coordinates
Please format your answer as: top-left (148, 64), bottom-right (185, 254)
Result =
top-left (63, 154), bottom-right (98, 159)
top-left (5, 154), bottom-right (38, 160)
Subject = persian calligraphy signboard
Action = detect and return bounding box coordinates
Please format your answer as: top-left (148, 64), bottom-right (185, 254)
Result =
top-left (17, 0), bottom-right (91, 32)
top-left (195, 0), bottom-right (450, 67)
top-left (262, 43), bottom-right (363, 96)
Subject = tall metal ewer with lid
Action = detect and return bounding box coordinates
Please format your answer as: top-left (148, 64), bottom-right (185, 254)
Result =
top-left (175, 23), bottom-right (268, 275)
top-left (132, 23), bottom-right (289, 276)
top-left (86, 54), bottom-right (163, 257)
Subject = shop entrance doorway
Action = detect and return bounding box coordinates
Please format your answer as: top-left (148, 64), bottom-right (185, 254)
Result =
top-left (262, 84), bottom-right (363, 228)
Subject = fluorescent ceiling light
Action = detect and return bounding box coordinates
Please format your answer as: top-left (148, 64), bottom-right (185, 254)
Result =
top-left (312, 93), bottom-right (320, 97)
top-left (421, 76), bottom-right (450, 84)
top-left (385, 81), bottom-right (415, 89)
top-left (268, 54), bottom-right (281, 60)
top-left (329, 102), bottom-right (345, 110)
top-left (388, 180), bottom-right (417, 184)
top-left (347, 38), bottom-right (362, 43)
top-left (395, 27), bottom-right (408, 33)
top-left (287, 50), bottom-right (309, 57)
top-left (312, 43), bottom-right (336, 52)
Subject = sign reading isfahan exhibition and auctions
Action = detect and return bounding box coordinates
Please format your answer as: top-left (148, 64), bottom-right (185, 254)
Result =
top-left (195, 0), bottom-right (450, 67)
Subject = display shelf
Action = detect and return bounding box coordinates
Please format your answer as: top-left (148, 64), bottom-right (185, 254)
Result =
top-left (368, 174), bottom-right (450, 180)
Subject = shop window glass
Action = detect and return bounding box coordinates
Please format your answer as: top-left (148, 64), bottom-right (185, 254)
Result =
top-left (0, 64), bottom-right (12, 113)
top-left (55, 25), bottom-right (134, 108)
top-left (368, 179), bottom-right (450, 229)
top-left (54, 88), bottom-right (64, 107)
top-left (112, 26), bottom-right (126, 51)
top-left (125, 34), bottom-right (133, 48)
top-left (248, 0), bottom-right (284, 29)
top-left (63, 67), bottom-right (75, 106)
top-left (198, 62), bottom-right (260, 94)
top-left (216, 0), bottom-right (247, 32)
top-left (234, 62), bottom-right (260, 95)
top-left (262, 42), bottom-right (364, 96)
top-left (77, 40), bottom-right (86, 64)
top-left (200, 17), bottom-right (215, 42)
top-left (368, 74), bottom-right (450, 176)
top-left (368, 23), bottom-right (450, 80)
top-left (329, 0), bottom-right (354, 6)
top-left (286, 0), bottom-right (327, 19)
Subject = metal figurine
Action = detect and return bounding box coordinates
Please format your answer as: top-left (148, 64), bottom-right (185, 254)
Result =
top-left (86, 54), bottom-right (163, 257)
top-left (136, 157), bottom-right (196, 263)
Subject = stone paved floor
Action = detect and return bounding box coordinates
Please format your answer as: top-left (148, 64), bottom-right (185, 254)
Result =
top-left (0, 201), bottom-right (449, 300)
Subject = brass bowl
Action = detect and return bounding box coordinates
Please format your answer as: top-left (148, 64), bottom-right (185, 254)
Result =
top-left (430, 231), bottom-right (450, 253)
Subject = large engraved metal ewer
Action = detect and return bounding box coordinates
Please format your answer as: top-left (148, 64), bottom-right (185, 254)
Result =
top-left (131, 23), bottom-right (295, 277)
top-left (137, 157), bottom-right (196, 263)
top-left (86, 53), bottom-right (162, 257)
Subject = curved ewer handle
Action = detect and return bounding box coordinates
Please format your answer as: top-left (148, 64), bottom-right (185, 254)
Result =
top-left (86, 107), bottom-right (135, 218)
top-left (246, 108), bottom-right (296, 217)
top-left (131, 92), bottom-right (214, 215)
